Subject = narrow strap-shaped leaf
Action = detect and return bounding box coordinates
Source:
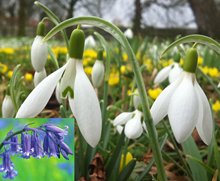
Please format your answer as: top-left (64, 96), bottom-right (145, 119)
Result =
top-left (136, 134), bottom-right (168, 181)
top-left (103, 121), bottom-right (111, 151)
top-left (181, 135), bottom-right (208, 181)
top-left (213, 135), bottom-right (220, 180)
top-left (161, 34), bottom-right (220, 57)
top-left (187, 155), bottom-right (215, 174)
top-left (106, 130), bottom-right (125, 180)
top-left (116, 159), bottom-right (136, 181)
top-left (48, 45), bottom-right (59, 70)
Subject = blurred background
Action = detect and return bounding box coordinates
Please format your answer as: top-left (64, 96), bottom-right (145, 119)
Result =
top-left (0, 118), bottom-right (74, 181)
top-left (0, 0), bottom-right (220, 39)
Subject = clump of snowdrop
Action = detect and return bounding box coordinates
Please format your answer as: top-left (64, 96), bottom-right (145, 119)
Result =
top-left (113, 104), bottom-right (146, 139)
top-left (16, 25), bottom-right (102, 148)
top-left (31, 21), bottom-right (48, 72)
top-left (2, 86), bottom-right (15, 118)
top-left (124, 28), bottom-right (133, 39)
top-left (151, 47), bottom-right (213, 145)
top-left (91, 48), bottom-right (105, 88)
top-left (154, 53), bottom-right (183, 84)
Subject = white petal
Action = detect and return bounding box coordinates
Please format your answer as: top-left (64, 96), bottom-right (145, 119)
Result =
top-left (60, 58), bottom-right (76, 99)
top-left (124, 29), bottom-right (133, 39)
top-left (168, 63), bottom-right (183, 83)
top-left (69, 60), bottom-right (102, 148)
top-left (194, 81), bottom-right (213, 145)
top-left (218, 83), bottom-right (220, 88)
top-left (31, 36), bottom-right (48, 72)
top-left (91, 60), bottom-right (105, 88)
top-left (133, 89), bottom-right (141, 109)
top-left (168, 73), bottom-right (199, 143)
top-left (85, 35), bottom-right (96, 47)
top-left (124, 111), bottom-right (143, 139)
top-left (55, 82), bottom-right (62, 104)
top-left (16, 63), bottom-right (68, 118)
top-left (154, 65), bottom-right (172, 84)
top-left (34, 68), bottom-right (47, 87)
top-left (113, 112), bottom-right (134, 126)
top-left (117, 125), bottom-right (124, 134)
top-left (2, 95), bottom-right (15, 118)
top-left (150, 78), bottom-right (180, 125)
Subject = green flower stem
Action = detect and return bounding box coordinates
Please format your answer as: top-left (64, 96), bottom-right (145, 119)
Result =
top-left (78, 128), bottom-right (85, 177)
top-left (122, 137), bottom-right (129, 171)
top-left (123, 83), bottom-right (128, 110)
top-left (0, 129), bottom-right (25, 151)
top-left (197, 66), bottom-right (220, 99)
top-left (42, 16), bottom-right (167, 180)
top-left (162, 121), bottom-right (193, 180)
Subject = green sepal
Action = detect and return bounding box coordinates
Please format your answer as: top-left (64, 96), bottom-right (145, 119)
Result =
top-left (183, 48), bottom-right (198, 73)
top-left (37, 21), bottom-right (45, 36)
top-left (109, 112), bottom-right (116, 120)
top-left (137, 103), bottom-right (142, 112)
top-left (97, 47), bottom-right (103, 60)
top-left (174, 53), bottom-right (181, 63)
top-left (62, 86), bottom-right (74, 99)
top-left (69, 27), bottom-right (85, 59)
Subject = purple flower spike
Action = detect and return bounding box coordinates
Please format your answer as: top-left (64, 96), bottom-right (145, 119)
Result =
top-left (60, 149), bottom-right (69, 160)
top-left (2, 169), bottom-right (18, 179)
top-left (21, 133), bottom-right (32, 159)
top-left (31, 133), bottom-right (43, 159)
top-left (10, 135), bottom-right (21, 155)
top-left (0, 151), bottom-right (14, 173)
top-left (59, 141), bottom-right (73, 155)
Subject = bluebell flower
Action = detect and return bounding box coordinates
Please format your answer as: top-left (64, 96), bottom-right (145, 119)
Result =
top-left (31, 133), bottom-right (43, 159)
top-left (10, 135), bottom-right (21, 156)
top-left (0, 150), bottom-right (15, 173)
top-left (2, 169), bottom-right (18, 179)
top-left (21, 133), bottom-right (32, 159)
top-left (44, 132), bottom-right (59, 158)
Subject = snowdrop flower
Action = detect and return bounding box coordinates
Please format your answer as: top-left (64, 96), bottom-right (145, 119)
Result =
top-left (218, 83), bottom-right (220, 88)
top-left (16, 26), bottom-right (102, 148)
top-left (34, 67), bottom-right (47, 87)
top-left (151, 47), bottom-right (213, 145)
top-left (2, 87), bottom-right (15, 118)
top-left (113, 105), bottom-right (146, 139)
top-left (31, 21), bottom-right (48, 72)
top-left (92, 48), bottom-right (105, 88)
top-left (133, 89), bottom-right (141, 109)
top-left (154, 53), bottom-right (183, 84)
top-left (124, 28), bottom-right (133, 39)
top-left (85, 35), bottom-right (96, 47)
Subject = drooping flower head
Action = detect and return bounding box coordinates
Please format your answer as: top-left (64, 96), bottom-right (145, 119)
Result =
top-left (16, 26), bottom-right (102, 148)
top-left (151, 47), bottom-right (213, 144)
top-left (92, 48), bottom-right (105, 88)
top-left (154, 53), bottom-right (183, 84)
top-left (2, 85), bottom-right (15, 118)
top-left (31, 21), bottom-right (48, 72)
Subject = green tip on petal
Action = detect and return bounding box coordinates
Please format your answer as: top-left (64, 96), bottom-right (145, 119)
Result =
top-left (174, 53), bottom-right (181, 63)
top-left (69, 27), bottom-right (85, 59)
top-left (137, 103), bottom-right (142, 112)
top-left (6, 85), bottom-right (10, 95)
top-left (183, 48), bottom-right (198, 73)
top-left (37, 21), bottom-right (45, 36)
top-left (62, 86), bottom-right (74, 99)
top-left (97, 47), bottom-right (103, 60)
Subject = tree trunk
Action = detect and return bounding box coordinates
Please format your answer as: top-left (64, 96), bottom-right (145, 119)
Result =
top-left (17, 0), bottom-right (26, 36)
top-left (133, 0), bottom-right (142, 36)
top-left (188, 0), bottom-right (220, 39)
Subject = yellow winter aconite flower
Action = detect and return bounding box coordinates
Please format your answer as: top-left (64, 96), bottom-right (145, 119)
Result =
top-left (109, 72), bottom-right (119, 85)
top-left (198, 57), bottom-right (203, 65)
top-left (212, 100), bottom-right (220, 112)
top-left (84, 67), bottom-right (93, 75)
top-left (83, 49), bottom-right (97, 58)
top-left (148, 88), bottom-right (163, 100)
top-left (121, 65), bottom-right (126, 74)
top-left (208, 67), bottom-right (219, 77)
top-left (119, 152), bottom-right (133, 173)
top-left (179, 59), bottom-right (184, 66)
top-left (122, 53), bottom-right (128, 61)
top-left (0, 63), bottom-right (8, 74)
top-left (127, 89), bottom-right (132, 96)
top-left (25, 73), bottom-right (33, 81)
top-left (0, 47), bottom-right (14, 54)
top-left (200, 66), bottom-right (209, 74)
top-left (7, 70), bottom-right (13, 78)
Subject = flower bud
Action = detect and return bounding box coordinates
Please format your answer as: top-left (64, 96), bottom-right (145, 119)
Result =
top-left (183, 48), bottom-right (198, 73)
top-left (2, 89), bottom-right (15, 118)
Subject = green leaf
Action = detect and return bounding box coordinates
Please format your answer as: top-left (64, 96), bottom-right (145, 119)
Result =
top-left (181, 135), bottom-right (208, 181)
top-left (105, 130), bottom-right (125, 180)
top-left (103, 121), bottom-right (111, 151)
top-left (213, 136), bottom-right (220, 180)
top-left (47, 45), bottom-right (59, 70)
top-left (187, 155), bottom-right (215, 174)
top-left (116, 159), bottom-right (136, 181)
top-left (161, 34), bottom-right (220, 57)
